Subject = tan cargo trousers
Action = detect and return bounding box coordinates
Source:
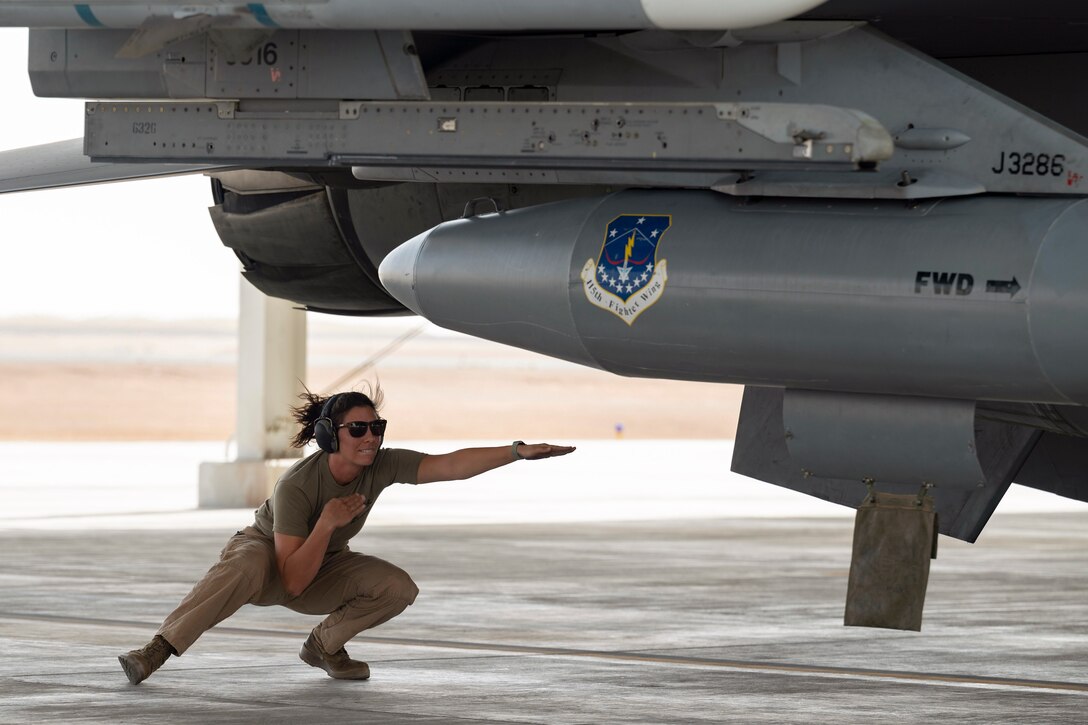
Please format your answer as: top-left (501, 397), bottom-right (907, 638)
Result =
top-left (157, 526), bottom-right (418, 655)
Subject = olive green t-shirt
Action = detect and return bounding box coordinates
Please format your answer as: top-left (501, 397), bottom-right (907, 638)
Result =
top-left (252, 448), bottom-right (425, 553)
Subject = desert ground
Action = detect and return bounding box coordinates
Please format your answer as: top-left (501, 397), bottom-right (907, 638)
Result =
top-left (0, 317), bottom-right (742, 441)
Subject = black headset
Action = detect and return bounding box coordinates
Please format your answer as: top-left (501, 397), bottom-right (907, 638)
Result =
top-left (313, 393), bottom-right (342, 453)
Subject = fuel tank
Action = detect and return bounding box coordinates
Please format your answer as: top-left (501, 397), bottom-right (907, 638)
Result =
top-left (378, 190), bottom-right (1088, 405)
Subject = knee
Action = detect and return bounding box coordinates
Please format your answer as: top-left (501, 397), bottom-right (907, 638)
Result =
top-left (375, 568), bottom-right (419, 606)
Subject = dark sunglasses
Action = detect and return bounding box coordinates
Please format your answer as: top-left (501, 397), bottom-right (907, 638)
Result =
top-left (337, 419), bottom-right (388, 437)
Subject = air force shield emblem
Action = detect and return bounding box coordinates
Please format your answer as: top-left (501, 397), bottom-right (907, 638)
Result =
top-left (581, 214), bottom-right (671, 325)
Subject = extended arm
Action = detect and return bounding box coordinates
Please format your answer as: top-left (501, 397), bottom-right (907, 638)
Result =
top-left (273, 493), bottom-right (367, 596)
top-left (417, 442), bottom-right (575, 484)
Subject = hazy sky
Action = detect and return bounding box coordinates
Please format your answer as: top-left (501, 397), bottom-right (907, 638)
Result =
top-left (0, 27), bottom-right (239, 320)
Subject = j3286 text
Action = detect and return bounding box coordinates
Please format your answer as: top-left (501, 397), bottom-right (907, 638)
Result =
top-left (991, 151), bottom-right (1064, 176)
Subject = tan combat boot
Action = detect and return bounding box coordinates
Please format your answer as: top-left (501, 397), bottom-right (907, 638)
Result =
top-left (299, 629), bottom-right (370, 679)
top-left (118, 634), bottom-right (175, 685)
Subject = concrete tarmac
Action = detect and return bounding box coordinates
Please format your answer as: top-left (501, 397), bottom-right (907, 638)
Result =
top-left (3, 509), bottom-right (1088, 723)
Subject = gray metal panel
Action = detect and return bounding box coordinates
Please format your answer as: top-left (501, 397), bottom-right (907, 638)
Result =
top-left (29, 29), bottom-right (207, 99)
top-left (40, 24), bottom-right (1088, 199)
top-left (377, 31), bottom-right (429, 101)
top-left (30, 28), bottom-right (427, 101)
top-left (731, 386), bottom-right (887, 513)
top-left (711, 168), bottom-right (986, 200)
top-left (1014, 433), bottom-right (1088, 504)
top-left (423, 25), bottom-right (1088, 197)
top-left (1021, 201), bottom-right (1088, 404)
top-left (782, 391), bottom-right (984, 487)
top-left (967, 417), bottom-right (1042, 536)
top-left (947, 54), bottom-right (1088, 141)
top-left (206, 30), bottom-right (298, 98)
top-left (976, 401), bottom-right (1088, 438)
top-left (692, 26), bottom-right (1088, 197)
top-left (297, 30), bottom-right (428, 100)
top-left (730, 386), bottom-right (1041, 542)
top-left (83, 99), bottom-right (890, 173)
top-left (26, 29), bottom-right (69, 96)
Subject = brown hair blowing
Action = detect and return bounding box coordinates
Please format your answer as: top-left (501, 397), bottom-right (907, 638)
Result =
top-left (290, 383), bottom-right (384, 449)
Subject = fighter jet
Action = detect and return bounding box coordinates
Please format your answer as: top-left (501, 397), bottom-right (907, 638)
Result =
top-left (2, 1), bottom-right (1087, 628)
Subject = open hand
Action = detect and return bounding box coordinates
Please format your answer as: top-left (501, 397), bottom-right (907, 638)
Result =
top-left (320, 493), bottom-right (368, 528)
top-left (518, 443), bottom-right (576, 460)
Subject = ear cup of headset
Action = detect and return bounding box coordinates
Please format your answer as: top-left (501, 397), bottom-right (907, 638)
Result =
top-left (314, 394), bottom-right (339, 453)
top-left (314, 417), bottom-right (337, 453)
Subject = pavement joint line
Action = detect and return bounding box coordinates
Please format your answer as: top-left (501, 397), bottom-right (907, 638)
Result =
top-left (4, 610), bottom-right (1088, 694)
top-left (9, 675), bottom-right (443, 719)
